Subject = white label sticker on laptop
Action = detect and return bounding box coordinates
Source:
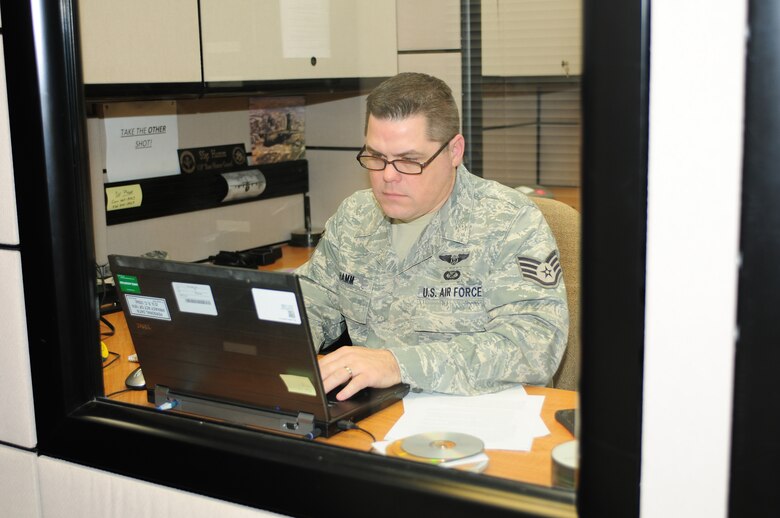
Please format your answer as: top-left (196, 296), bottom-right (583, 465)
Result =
top-left (251, 288), bottom-right (302, 324)
top-left (125, 294), bottom-right (172, 321)
top-left (172, 282), bottom-right (218, 316)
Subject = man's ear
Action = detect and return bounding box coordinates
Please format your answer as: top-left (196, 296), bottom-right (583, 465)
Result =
top-left (449, 134), bottom-right (466, 167)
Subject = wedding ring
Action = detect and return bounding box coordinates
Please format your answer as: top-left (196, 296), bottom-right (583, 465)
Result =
top-left (344, 366), bottom-right (353, 378)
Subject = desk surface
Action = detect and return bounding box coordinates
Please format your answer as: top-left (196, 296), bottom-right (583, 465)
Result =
top-left (100, 245), bottom-right (577, 489)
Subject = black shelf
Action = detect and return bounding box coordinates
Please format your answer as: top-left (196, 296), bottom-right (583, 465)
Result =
top-left (84, 77), bottom-right (388, 103)
top-left (104, 159), bottom-right (308, 225)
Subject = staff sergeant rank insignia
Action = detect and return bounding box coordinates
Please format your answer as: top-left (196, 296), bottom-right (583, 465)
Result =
top-left (516, 250), bottom-right (562, 287)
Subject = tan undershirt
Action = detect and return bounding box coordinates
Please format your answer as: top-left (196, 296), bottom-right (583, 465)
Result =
top-left (391, 212), bottom-right (435, 260)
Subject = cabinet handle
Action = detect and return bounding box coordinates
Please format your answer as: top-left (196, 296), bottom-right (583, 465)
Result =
top-left (561, 60), bottom-right (570, 77)
top-left (311, 56), bottom-right (317, 66)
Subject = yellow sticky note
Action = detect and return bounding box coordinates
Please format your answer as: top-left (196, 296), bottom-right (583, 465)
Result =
top-left (279, 374), bottom-right (316, 396)
top-left (106, 184), bottom-right (143, 211)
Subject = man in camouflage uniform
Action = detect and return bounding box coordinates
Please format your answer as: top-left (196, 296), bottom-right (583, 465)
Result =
top-left (296, 72), bottom-right (568, 399)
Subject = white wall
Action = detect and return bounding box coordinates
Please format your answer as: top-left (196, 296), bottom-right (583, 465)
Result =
top-left (0, 7), bottom-right (37, 453)
top-left (641, 2), bottom-right (746, 517)
top-left (37, 456), bottom-right (284, 518)
top-left (0, 1), bottom-right (754, 517)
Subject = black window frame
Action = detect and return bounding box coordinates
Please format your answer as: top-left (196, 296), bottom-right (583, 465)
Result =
top-left (4, 0), bottom-right (648, 516)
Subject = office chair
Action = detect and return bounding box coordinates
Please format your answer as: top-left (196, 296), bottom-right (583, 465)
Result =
top-left (531, 196), bottom-right (581, 392)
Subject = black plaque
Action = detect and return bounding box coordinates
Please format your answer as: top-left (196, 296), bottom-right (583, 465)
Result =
top-left (178, 143), bottom-right (247, 174)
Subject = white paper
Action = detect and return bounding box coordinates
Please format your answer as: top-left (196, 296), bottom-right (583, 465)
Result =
top-left (252, 288), bottom-right (302, 324)
top-left (172, 282), bottom-right (218, 316)
top-left (125, 295), bottom-right (171, 321)
top-left (385, 386), bottom-right (549, 451)
top-left (104, 101), bottom-right (180, 182)
top-left (279, 0), bottom-right (331, 58)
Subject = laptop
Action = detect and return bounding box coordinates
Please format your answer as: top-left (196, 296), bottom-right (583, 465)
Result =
top-left (108, 254), bottom-right (409, 438)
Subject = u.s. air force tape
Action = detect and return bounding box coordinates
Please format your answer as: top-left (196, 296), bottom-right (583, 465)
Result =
top-left (418, 284), bottom-right (483, 299)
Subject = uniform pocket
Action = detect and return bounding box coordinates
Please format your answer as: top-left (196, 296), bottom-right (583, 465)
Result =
top-left (413, 300), bottom-right (487, 334)
top-left (338, 287), bottom-right (369, 325)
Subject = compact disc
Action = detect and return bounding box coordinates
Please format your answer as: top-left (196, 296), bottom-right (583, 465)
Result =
top-left (386, 440), bottom-right (448, 464)
top-left (401, 432), bottom-right (484, 460)
top-left (551, 440), bottom-right (579, 489)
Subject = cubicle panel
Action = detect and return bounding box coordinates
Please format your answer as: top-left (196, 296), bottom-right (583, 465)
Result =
top-left (104, 194), bottom-right (305, 263)
top-left (396, 0), bottom-right (461, 51)
top-left (0, 446), bottom-right (39, 518)
top-left (0, 251), bottom-right (36, 448)
top-left (398, 53), bottom-right (463, 126)
top-left (305, 149), bottom-right (370, 228)
top-left (305, 95), bottom-right (366, 148)
top-left (78, 0), bottom-right (202, 85)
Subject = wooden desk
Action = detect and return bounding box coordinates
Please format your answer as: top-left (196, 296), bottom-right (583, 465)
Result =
top-left (100, 245), bottom-right (578, 488)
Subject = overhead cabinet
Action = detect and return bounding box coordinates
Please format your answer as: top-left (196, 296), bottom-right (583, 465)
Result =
top-left (79, 0), bottom-right (397, 86)
top-left (200, 0), bottom-right (397, 81)
top-left (78, 0), bottom-right (202, 85)
top-left (481, 0), bottom-right (581, 78)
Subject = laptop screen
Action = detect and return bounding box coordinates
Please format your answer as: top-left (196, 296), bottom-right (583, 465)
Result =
top-left (108, 254), bottom-right (331, 422)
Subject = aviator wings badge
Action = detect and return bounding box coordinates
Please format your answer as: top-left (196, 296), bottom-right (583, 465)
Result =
top-left (439, 253), bottom-right (470, 265)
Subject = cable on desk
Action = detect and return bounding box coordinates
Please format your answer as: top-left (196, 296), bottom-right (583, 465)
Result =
top-left (337, 420), bottom-right (376, 442)
top-left (100, 315), bottom-right (115, 338)
top-left (104, 387), bottom-right (133, 398)
top-left (102, 351), bottom-right (120, 368)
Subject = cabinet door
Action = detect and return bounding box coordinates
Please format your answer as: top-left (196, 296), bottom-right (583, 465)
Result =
top-left (481, 0), bottom-right (581, 77)
top-left (201, 0), bottom-right (397, 81)
top-left (79, 0), bottom-right (201, 84)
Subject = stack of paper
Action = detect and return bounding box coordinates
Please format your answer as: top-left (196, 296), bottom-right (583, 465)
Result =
top-left (384, 385), bottom-right (548, 451)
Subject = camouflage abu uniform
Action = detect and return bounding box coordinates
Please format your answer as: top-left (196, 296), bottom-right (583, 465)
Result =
top-left (296, 166), bottom-right (568, 395)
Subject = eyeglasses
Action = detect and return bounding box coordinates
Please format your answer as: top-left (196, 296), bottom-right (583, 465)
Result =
top-left (355, 137), bottom-right (454, 175)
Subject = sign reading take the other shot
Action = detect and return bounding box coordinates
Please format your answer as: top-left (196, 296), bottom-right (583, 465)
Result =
top-left (103, 101), bottom-right (180, 183)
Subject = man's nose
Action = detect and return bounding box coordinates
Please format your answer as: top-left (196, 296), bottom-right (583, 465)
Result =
top-left (381, 162), bottom-right (402, 182)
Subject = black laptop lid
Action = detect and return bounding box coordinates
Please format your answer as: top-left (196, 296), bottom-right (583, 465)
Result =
top-left (108, 254), bottom-right (332, 422)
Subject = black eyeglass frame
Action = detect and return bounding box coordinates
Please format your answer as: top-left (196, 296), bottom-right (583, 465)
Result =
top-left (355, 136), bottom-right (456, 175)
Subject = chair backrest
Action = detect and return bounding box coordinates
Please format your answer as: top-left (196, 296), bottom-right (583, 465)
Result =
top-left (531, 196), bottom-right (580, 391)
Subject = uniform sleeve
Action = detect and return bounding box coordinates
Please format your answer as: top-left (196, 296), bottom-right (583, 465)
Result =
top-left (295, 212), bottom-right (349, 351)
top-left (388, 203), bottom-right (569, 395)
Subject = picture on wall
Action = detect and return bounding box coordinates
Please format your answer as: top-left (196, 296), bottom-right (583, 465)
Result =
top-left (249, 96), bottom-right (306, 164)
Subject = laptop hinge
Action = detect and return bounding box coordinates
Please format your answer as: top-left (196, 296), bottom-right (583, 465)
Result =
top-left (154, 386), bottom-right (321, 439)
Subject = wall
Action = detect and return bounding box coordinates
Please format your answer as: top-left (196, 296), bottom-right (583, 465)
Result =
top-left (641, 2), bottom-right (746, 518)
top-left (0, 2), bottom-right (748, 518)
top-left (0, 0), bottom-right (37, 457)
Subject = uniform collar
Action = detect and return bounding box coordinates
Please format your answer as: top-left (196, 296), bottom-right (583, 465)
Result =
top-left (356, 165), bottom-right (475, 245)
top-left (435, 165), bottom-right (473, 245)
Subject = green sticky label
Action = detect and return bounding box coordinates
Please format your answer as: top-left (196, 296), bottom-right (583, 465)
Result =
top-left (116, 274), bottom-right (141, 294)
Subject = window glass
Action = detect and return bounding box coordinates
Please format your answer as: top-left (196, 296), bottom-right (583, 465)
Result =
top-left (89, 0), bottom-right (581, 502)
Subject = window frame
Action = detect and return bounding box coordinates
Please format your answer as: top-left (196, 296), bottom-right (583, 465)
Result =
top-left (6, 0), bottom-right (648, 516)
